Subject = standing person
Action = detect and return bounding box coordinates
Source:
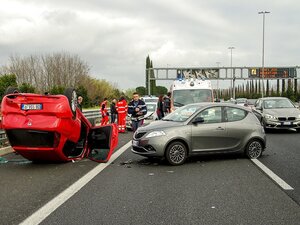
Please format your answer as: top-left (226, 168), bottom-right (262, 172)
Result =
top-left (163, 92), bottom-right (171, 114)
top-left (156, 95), bottom-right (165, 120)
top-left (77, 96), bottom-right (83, 112)
top-left (100, 98), bottom-right (109, 125)
top-left (110, 99), bottom-right (117, 123)
top-left (128, 92), bottom-right (147, 132)
top-left (116, 96), bottom-right (128, 133)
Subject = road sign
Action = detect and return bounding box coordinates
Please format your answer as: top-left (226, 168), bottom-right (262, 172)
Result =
top-left (177, 69), bottom-right (220, 79)
top-left (249, 68), bottom-right (297, 78)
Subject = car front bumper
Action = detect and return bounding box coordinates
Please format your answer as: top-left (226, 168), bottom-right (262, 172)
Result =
top-left (264, 119), bottom-right (300, 129)
top-left (131, 136), bottom-right (168, 157)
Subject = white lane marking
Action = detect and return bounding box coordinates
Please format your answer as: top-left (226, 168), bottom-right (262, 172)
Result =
top-left (251, 159), bottom-right (294, 190)
top-left (20, 141), bottom-right (132, 225)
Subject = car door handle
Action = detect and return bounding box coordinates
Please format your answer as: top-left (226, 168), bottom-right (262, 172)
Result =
top-left (216, 127), bottom-right (225, 131)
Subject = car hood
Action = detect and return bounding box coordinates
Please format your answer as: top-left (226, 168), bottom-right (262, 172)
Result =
top-left (138, 120), bottom-right (182, 132)
top-left (264, 108), bottom-right (300, 117)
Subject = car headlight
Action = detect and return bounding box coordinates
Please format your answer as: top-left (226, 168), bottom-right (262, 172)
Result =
top-left (145, 131), bottom-right (166, 138)
top-left (265, 114), bottom-right (277, 120)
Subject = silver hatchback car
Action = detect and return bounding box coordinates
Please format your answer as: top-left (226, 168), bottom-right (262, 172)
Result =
top-left (131, 103), bottom-right (266, 165)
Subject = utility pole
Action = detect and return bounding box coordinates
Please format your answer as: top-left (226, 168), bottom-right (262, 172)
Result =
top-left (258, 11), bottom-right (270, 98)
top-left (228, 47), bottom-right (235, 99)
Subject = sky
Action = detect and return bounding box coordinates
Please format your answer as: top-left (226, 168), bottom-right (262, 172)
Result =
top-left (0, 0), bottom-right (299, 91)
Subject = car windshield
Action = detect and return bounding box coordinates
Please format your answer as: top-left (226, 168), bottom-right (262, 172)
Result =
top-left (263, 99), bottom-right (295, 109)
top-left (146, 104), bottom-right (156, 112)
top-left (247, 99), bottom-right (256, 105)
top-left (173, 89), bottom-right (212, 106)
top-left (143, 98), bottom-right (158, 103)
top-left (162, 104), bottom-right (201, 122)
top-left (236, 98), bottom-right (247, 104)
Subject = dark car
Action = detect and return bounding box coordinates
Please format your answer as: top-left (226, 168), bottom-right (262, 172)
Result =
top-left (253, 97), bottom-right (300, 131)
top-left (1, 87), bottom-right (118, 162)
top-left (132, 103), bottom-right (266, 165)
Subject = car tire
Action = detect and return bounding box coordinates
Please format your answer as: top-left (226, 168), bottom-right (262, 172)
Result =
top-left (4, 86), bottom-right (19, 95)
top-left (64, 88), bottom-right (77, 118)
top-left (165, 141), bottom-right (187, 166)
top-left (245, 139), bottom-right (263, 159)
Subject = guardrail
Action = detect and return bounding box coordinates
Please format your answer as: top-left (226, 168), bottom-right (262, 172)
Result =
top-left (83, 109), bottom-right (102, 126)
top-left (0, 109), bottom-right (102, 147)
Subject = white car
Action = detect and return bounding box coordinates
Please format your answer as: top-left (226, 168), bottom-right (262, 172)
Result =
top-left (126, 102), bottom-right (158, 130)
top-left (144, 102), bottom-right (158, 122)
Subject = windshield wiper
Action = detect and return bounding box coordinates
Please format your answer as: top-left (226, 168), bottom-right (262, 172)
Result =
top-left (174, 101), bottom-right (184, 107)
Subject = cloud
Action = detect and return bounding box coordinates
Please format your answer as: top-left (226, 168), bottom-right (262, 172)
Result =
top-left (0, 0), bottom-right (300, 90)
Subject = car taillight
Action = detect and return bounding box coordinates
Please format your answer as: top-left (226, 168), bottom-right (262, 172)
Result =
top-left (53, 132), bottom-right (61, 148)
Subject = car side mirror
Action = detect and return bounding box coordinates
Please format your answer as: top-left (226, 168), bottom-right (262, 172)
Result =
top-left (192, 117), bottom-right (204, 124)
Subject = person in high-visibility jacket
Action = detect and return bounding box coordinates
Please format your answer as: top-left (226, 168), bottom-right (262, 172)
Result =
top-left (116, 96), bottom-right (128, 133)
top-left (100, 98), bottom-right (109, 125)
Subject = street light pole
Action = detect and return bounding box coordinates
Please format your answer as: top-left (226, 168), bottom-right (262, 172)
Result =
top-left (216, 62), bottom-right (221, 100)
top-left (228, 47), bottom-right (235, 99)
top-left (259, 11), bottom-right (270, 98)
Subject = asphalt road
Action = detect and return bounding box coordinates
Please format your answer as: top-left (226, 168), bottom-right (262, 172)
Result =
top-left (0, 131), bottom-right (299, 225)
top-left (259, 129), bottom-right (300, 205)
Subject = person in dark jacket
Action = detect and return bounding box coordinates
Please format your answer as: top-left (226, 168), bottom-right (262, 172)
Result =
top-left (128, 92), bottom-right (147, 132)
top-left (110, 98), bottom-right (117, 123)
top-left (157, 95), bottom-right (165, 120)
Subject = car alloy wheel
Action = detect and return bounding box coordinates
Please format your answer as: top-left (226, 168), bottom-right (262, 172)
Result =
top-left (166, 141), bottom-right (187, 166)
top-left (245, 139), bottom-right (263, 159)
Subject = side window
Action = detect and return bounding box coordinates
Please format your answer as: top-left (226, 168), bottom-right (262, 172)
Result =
top-left (196, 107), bottom-right (222, 124)
top-left (226, 107), bottom-right (247, 122)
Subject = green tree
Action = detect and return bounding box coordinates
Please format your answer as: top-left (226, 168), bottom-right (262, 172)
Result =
top-left (150, 60), bottom-right (156, 95)
top-left (281, 79), bottom-right (286, 97)
top-left (154, 86), bottom-right (168, 95)
top-left (276, 79), bottom-right (280, 96)
top-left (0, 74), bottom-right (18, 99)
top-left (145, 55), bottom-right (156, 95)
top-left (286, 79), bottom-right (295, 101)
top-left (136, 86), bottom-right (146, 96)
top-left (50, 86), bottom-right (65, 94)
top-left (76, 85), bottom-right (90, 108)
top-left (294, 79), bottom-right (298, 98)
top-left (145, 55), bottom-right (151, 94)
top-left (266, 80), bottom-right (270, 97)
top-left (19, 83), bottom-right (35, 93)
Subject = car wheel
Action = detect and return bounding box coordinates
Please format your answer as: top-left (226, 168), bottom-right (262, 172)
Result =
top-left (245, 139), bottom-right (263, 159)
top-left (165, 141), bottom-right (187, 166)
top-left (4, 86), bottom-right (19, 95)
top-left (64, 88), bottom-right (77, 117)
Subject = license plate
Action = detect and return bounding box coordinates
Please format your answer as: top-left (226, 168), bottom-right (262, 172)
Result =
top-left (132, 140), bottom-right (139, 146)
top-left (21, 104), bottom-right (43, 110)
top-left (283, 122), bottom-right (291, 125)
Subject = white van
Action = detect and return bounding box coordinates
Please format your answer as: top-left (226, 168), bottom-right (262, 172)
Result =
top-left (170, 78), bottom-right (213, 111)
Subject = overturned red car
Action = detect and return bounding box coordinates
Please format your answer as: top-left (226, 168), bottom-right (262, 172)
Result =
top-left (0, 87), bottom-right (118, 162)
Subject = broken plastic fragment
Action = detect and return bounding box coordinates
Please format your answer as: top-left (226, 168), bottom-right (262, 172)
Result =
top-left (0, 157), bottom-right (8, 164)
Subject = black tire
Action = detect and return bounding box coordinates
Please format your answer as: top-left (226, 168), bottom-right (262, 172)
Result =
top-left (64, 88), bottom-right (77, 117)
top-left (165, 141), bottom-right (187, 166)
top-left (245, 139), bottom-right (263, 159)
top-left (4, 86), bottom-right (19, 95)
